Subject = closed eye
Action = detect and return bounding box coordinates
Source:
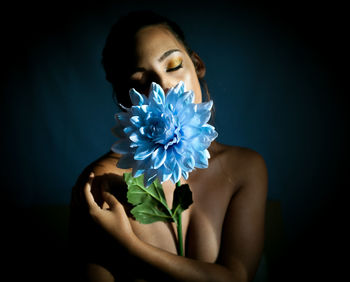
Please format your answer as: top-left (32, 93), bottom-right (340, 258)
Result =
top-left (166, 62), bottom-right (183, 72)
top-left (166, 57), bottom-right (183, 72)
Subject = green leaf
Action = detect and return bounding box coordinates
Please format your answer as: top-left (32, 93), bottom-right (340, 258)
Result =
top-left (124, 173), bottom-right (173, 224)
top-left (171, 184), bottom-right (193, 222)
top-left (130, 197), bottom-right (173, 224)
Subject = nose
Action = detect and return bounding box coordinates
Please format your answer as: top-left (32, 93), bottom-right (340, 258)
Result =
top-left (145, 70), bottom-right (176, 95)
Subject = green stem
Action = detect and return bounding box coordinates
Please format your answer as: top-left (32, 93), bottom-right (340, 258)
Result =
top-left (175, 181), bottom-right (184, 256)
top-left (177, 212), bottom-right (183, 256)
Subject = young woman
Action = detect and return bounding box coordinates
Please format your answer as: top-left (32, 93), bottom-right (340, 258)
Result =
top-left (69, 11), bottom-right (268, 282)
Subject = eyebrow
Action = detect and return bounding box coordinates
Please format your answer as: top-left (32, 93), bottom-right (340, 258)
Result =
top-left (158, 49), bottom-right (181, 62)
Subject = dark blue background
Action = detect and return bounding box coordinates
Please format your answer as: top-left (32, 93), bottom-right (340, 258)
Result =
top-left (1, 1), bottom-right (347, 280)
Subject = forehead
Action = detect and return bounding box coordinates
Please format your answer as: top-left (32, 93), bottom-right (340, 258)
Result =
top-left (134, 25), bottom-right (185, 61)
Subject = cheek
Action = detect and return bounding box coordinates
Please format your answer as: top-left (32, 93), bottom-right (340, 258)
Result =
top-left (181, 69), bottom-right (202, 104)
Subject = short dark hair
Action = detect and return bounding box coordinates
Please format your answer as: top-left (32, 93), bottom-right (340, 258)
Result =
top-left (102, 10), bottom-right (195, 107)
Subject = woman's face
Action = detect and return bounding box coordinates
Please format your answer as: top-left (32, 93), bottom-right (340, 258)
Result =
top-left (129, 25), bottom-right (203, 104)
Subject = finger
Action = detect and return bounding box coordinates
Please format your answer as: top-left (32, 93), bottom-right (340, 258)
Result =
top-left (102, 190), bottom-right (121, 211)
top-left (101, 179), bottom-right (111, 209)
top-left (84, 172), bottom-right (98, 209)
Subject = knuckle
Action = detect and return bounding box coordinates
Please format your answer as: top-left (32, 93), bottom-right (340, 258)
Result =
top-left (88, 207), bottom-right (99, 219)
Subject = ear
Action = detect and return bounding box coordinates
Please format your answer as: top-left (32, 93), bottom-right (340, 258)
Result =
top-left (190, 51), bottom-right (206, 78)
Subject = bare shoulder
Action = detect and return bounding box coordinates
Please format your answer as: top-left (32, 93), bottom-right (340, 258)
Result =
top-left (71, 151), bottom-right (129, 206)
top-left (77, 151), bottom-right (130, 179)
top-left (209, 142), bottom-right (268, 190)
top-left (89, 151), bottom-right (127, 175)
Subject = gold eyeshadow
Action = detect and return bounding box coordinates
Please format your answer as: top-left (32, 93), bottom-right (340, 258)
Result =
top-left (167, 57), bottom-right (183, 70)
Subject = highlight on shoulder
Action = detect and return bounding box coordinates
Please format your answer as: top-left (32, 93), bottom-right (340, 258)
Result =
top-left (81, 151), bottom-right (131, 178)
top-left (71, 151), bottom-right (129, 206)
top-left (208, 141), bottom-right (268, 190)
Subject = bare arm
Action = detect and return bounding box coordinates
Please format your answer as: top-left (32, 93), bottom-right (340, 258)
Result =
top-left (217, 150), bottom-right (268, 281)
top-left (83, 150), bottom-right (268, 282)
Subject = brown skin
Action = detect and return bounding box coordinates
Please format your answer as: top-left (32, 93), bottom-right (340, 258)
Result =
top-left (70, 25), bottom-right (268, 282)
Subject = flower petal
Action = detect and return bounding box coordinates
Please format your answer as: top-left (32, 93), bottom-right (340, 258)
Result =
top-left (182, 170), bottom-right (189, 180)
top-left (111, 139), bottom-right (131, 154)
top-left (123, 126), bottom-right (134, 136)
top-left (132, 160), bottom-right (146, 178)
top-left (129, 131), bottom-right (146, 144)
top-left (115, 112), bottom-right (131, 127)
top-left (181, 125), bottom-right (201, 140)
top-left (201, 124), bottom-right (219, 141)
top-left (164, 148), bottom-right (176, 171)
top-left (111, 124), bottom-right (127, 138)
top-left (134, 144), bottom-right (156, 160)
top-left (178, 104), bottom-right (196, 125)
top-left (189, 102), bottom-right (213, 126)
top-left (165, 81), bottom-right (184, 105)
top-left (157, 166), bottom-right (172, 183)
top-left (172, 80), bottom-right (185, 95)
top-left (173, 139), bottom-right (186, 154)
top-left (117, 154), bottom-right (134, 169)
top-left (130, 115), bottom-right (142, 127)
top-left (178, 153), bottom-right (195, 171)
top-left (170, 162), bottom-right (181, 183)
top-left (144, 169), bottom-right (158, 187)
top-left (193, 149), bottom-right (210, 168)
top-left (149, 82), bottom-right (165, 105)
top-left (129, 88), bottom-right (146, 106)
top-left (176, 90), bottom-right (194, 108)
top-left (151, 146), bottom-right (167, 169)
top-left (196, 100), bottom-right (213, 113)
top-left (133, 169), bottom-right (144, 178)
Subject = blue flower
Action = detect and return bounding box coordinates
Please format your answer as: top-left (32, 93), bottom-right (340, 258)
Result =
top-left (111, 81), bottom-right (218, 187)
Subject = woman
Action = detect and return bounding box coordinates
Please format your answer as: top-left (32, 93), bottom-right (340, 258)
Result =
top-left (69, 10), bottom-right (268, 282)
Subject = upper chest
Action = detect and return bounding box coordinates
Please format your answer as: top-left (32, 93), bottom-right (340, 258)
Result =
top-left (128, 169), bottom-right (235, 263)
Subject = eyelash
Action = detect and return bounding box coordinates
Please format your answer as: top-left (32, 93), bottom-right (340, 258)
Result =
top-left (166, 61), bottom-right (183, 72)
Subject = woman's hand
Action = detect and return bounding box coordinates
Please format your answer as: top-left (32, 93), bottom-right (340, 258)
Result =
top-left (84, 172), bottom-right (137, 247)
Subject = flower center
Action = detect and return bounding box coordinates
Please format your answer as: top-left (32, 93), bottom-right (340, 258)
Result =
top-left (145, 112), bottom-right (181, 149)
